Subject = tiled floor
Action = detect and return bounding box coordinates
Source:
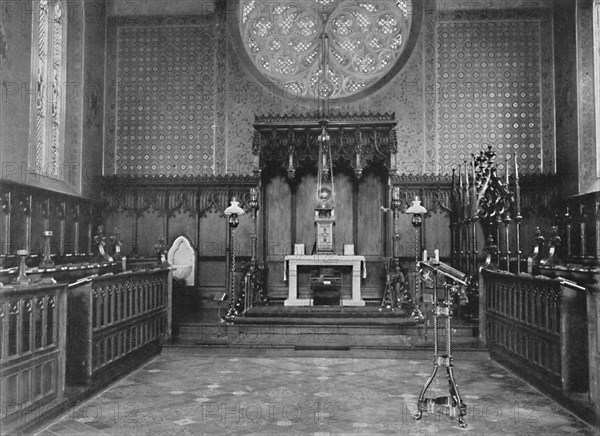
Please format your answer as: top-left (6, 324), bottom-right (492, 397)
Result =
top-left (36, 348), bottom-right (599, 436)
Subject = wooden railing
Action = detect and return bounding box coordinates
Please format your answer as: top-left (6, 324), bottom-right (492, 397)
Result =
top-left (66, 268), bottom-right (170, 386)
top-left (0, 282), bottom-right (68, 426)
top-left (480, 268), bottom-right (588, 392)
top-left (589, 287), bottom-right (600, 419)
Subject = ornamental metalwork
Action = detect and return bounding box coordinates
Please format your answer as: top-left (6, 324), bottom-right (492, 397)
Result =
top-left (239, 0), bottom-right (416, 99)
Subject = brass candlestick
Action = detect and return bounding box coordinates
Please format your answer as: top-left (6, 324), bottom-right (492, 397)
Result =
top-left (14, 249), bottom-right (31, 285)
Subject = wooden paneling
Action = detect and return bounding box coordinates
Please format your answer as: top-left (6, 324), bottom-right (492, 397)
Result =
top-left (335, 173), bottom-right (354, 251)
top-left (66, 269), bottom-right (169, 386)
top-left (199, 212), bottom-right (227, 258)
top-left (137, 212), bottom-right (166, 256)
top-left (481, 269), bottom-right (588, 393)
top-left (295, 174), bottom-right (317, 250)
top-left (101, 175), bottom-right (260, 315)
top-left (423, 211), bottom-right (451, 257)
top-left (30, 206), bottom-right (46, 254)
top-left (63, 205), bottom-right (76, 254)
top-left (589, 288), bottom-right (600, 416)
top-left (197, 261), bottom-right (227, 288)
top-left (0, 283), bottom-right (68, 427)
top-left (357, 173), bottom-right (383, 256)
top-left (265, 175), bottom-right (292, 300)
top-left (233, 213), bottom-right (253, 259)
top-left (8, 200), bottom-right (27, 253)
top-left (0, 181), bottom-right (101, 268)
top-left (48, 201), bottom-right (62, 254)
top-left (106, 212), bottom-right (136, 255)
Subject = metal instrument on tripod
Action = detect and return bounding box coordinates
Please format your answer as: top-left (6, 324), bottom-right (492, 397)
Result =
top-left (413, 256), bottom-right (469, 428)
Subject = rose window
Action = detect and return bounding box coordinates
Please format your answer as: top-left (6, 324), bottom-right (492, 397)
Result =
top-left (238, 0), bottom-right (418, 100)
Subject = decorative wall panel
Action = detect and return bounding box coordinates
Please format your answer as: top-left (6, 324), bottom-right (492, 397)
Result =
top-left (109, 16), bottom-right (220, 176)
top-left (435, 9), bottom-right (555, 174)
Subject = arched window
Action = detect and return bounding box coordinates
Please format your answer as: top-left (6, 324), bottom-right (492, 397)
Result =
top-left (30, 0), bottom-right (66, 179)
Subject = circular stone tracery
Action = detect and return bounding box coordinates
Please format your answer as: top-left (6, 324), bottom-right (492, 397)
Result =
top-left (238, 0), bottom-right (417, 100)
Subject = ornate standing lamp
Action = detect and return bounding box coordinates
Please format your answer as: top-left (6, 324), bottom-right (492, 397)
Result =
top-left (406, 196), bottom-right (427, 321)
top-left (248, 188), bottom-right (258, 267)
top-left (247, 187), bottom-right (267, 307)
top-left (223, 198), bottom-right (245, 321)
top-left (391, 187), bottom-right (402, 256)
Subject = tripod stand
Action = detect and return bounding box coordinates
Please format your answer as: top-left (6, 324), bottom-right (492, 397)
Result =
top-left (413, 258), bottom-right (468, 428)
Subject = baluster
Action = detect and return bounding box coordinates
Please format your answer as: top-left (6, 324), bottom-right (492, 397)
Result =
top-left (100, 287), bottom-right (106, 327)
top-left (115, 286), bottom-right (120, 323)
top-left (46, 295), bottom-right (55, 346)
top-left (22, 299), bottom-right (32, 353)
top-left (143, 279), bottom-right (148, 313)
top-left (35, 297), bottom-right (44, 349)
top-left (92, 288), bottom-right (98, 329)
top-left (8, 301), bottom-right (19, 356)
top-left (119, 283), bottom-right (125, 320)
top-left (107, 285), bottom-right (113, 325)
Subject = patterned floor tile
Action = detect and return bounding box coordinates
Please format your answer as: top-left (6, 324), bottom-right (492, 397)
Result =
top-left (34, 349), bottom-right (599, 436)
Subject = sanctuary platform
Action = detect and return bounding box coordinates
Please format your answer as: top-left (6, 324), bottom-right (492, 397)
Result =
top-left (168, 304), bottom-right (483, 359)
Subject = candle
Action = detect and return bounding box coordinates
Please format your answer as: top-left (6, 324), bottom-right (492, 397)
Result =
top-left (514, 152), bottom-right (521, 216)
top-left (423, 250), bottom-right (428, 262)
top-left (471, 159), bottom-right (477, 216)
top-left (434, 249), bottom-right (439, 263)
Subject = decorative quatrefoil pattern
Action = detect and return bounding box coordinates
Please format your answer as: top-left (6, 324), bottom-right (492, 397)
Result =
top-left (436, 20), bottom-right (544, 174)
top-left (116, 25), bottom-right (218, 175)
top-left (239, 0), bottom-right (415, 99)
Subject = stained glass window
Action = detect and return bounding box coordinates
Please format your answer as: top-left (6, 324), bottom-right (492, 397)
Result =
top-left (239, 0), bottom-right (415, 99)
top-left (30, 0), bottom-right (66, 179)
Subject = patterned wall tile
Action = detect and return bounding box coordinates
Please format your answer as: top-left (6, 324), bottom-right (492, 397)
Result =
top-left (104, 5), bottom-right (556, 178)
top-left (435, 12), bottom-right (554, 174)
top-left (115, 21), bottom-right (217, 175)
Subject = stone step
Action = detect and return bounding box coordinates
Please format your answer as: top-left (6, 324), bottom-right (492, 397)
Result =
top-left (172, 322), bottom-right (480, 350)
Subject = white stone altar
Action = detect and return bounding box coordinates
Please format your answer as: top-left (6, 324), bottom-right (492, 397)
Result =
top-left (283, 254), bottom-right (366, 306)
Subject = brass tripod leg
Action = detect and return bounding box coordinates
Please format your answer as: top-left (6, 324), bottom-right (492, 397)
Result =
top-left (413, 365), bottom-right (438, 420)
top-left (446, 366), bottom-right (467, 428)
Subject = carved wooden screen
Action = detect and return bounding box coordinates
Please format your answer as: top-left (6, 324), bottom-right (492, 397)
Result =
top-left (252, 113), bottom-right (397, 302)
